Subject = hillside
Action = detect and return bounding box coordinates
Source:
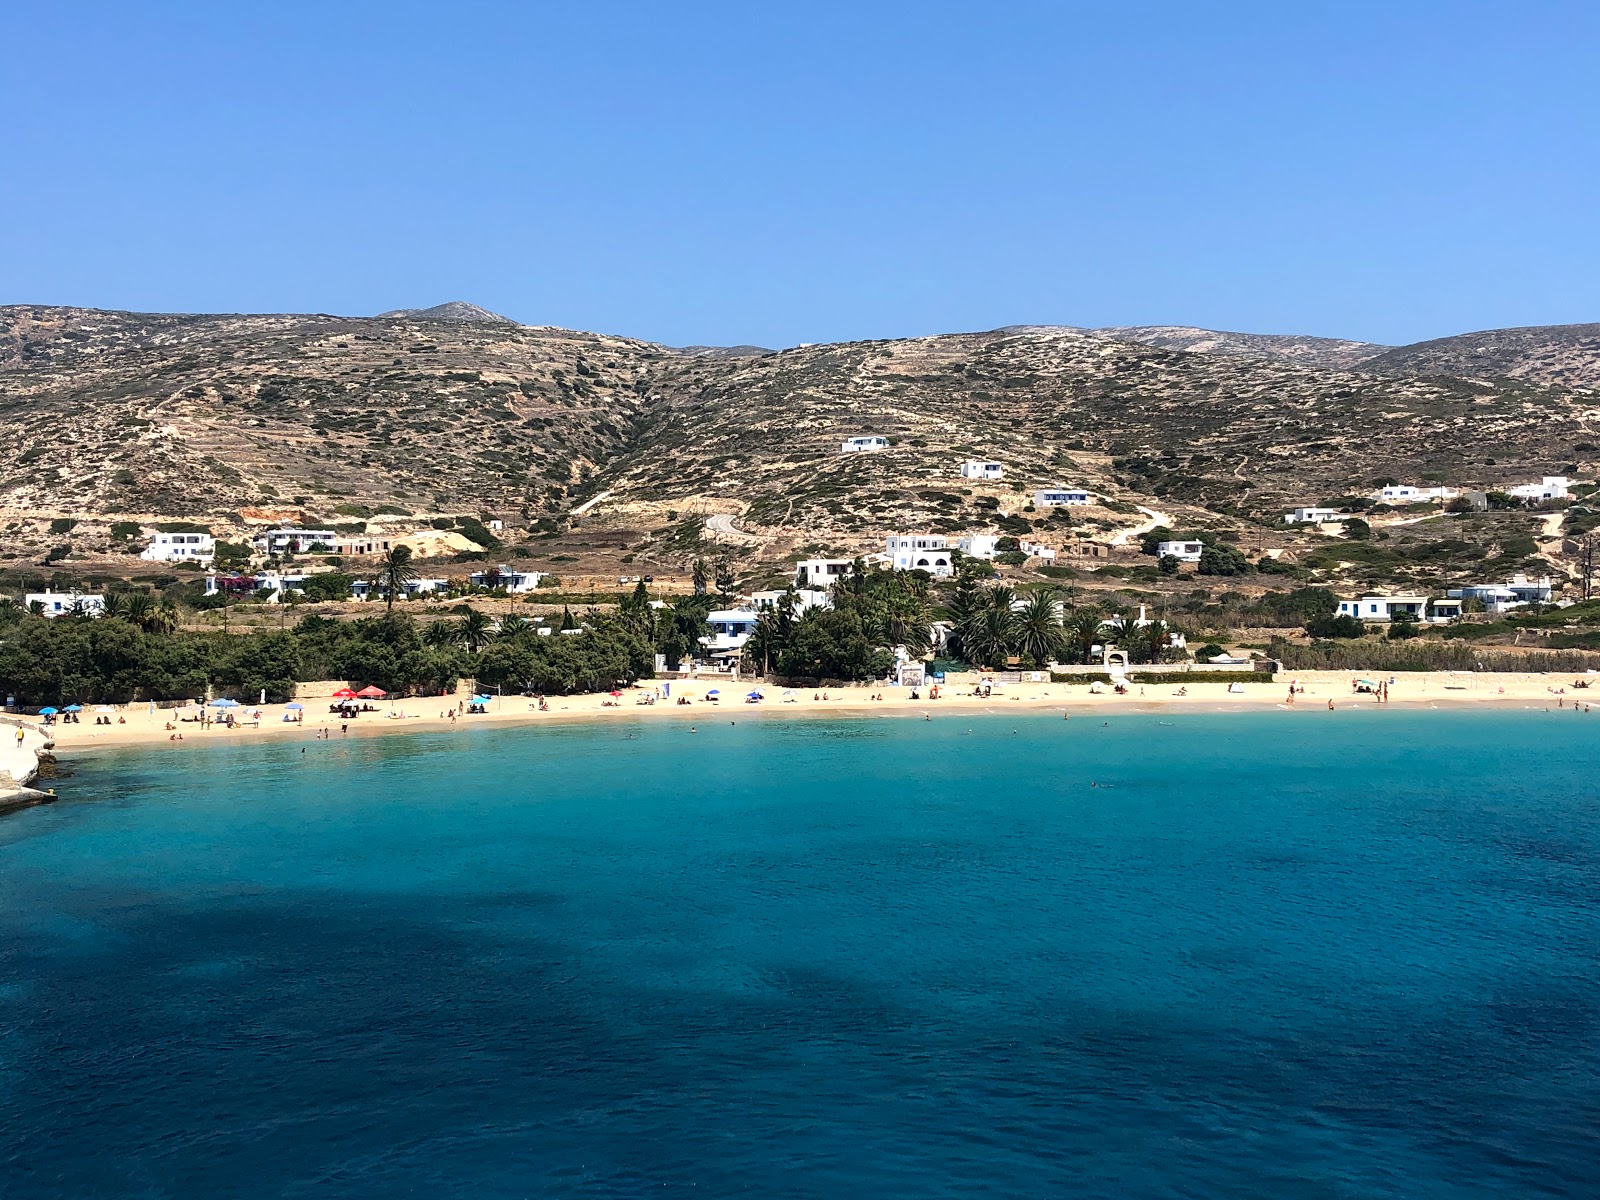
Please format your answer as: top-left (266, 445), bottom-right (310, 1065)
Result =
top-left (1091, 326), bottom-right (1388, 370)
top-left (1365, 323), bottom-right (1600, 390)
top-left (3, 304), bottom-right (1599, 586)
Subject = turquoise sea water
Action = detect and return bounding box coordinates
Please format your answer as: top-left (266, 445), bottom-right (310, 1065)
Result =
top-left (2, 710), bottom-right (1598, 1198)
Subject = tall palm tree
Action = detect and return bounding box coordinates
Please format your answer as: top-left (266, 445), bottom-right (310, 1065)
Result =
top-left (1065, 607), bottom-right (1104, 665)
top-left (691, 558), bottom-right (709, 596)
top-left (377, 545), bottom-right (420, 619)
top-left (1014, 588), bottom-right (1065, 667)
top-left (964, 606), bottom-right (1016, 669)
top-left (457, 607), bottom-right (492, 653)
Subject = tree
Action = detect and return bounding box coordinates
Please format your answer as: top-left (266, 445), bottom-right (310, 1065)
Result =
top-left (1158, 554), bottom-right (1181, 575)
top-left (423, 619), bottom-right (461, 649)
top-left (456, 607), bottom-right (493, 652)
top-left (714, 554), bottom-right (736, 599)
top-left (1013, 589), bottom-right (1064, 667)
top-left (300, 572), bottom-right (353, 603)
top-left (1064, 608), bottom-right (1104, 665)
top-left (1342, 518), bottom-right (1372, 540)
top-left (1198, 542), bottom-right (1250, 576)
top-left (691, 558), bottom-right (709, 596)
top-left (377, 545), bottom-right (419, 619)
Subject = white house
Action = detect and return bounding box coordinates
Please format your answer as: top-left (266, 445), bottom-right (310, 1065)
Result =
top-left (1156, 539), bottom-right (1203, 563)
top-left (957, 534), bottom-right (1000, 560)
top-left (960, 460), bottom-right (1004, 481)
top-left (351, 577), bottom-right (448, 601)
top-left (840, 435), bottom-right (889, 454)
top-left (795, 558), bottom-right (855, 588)
top-left (1035, 487), bottom-right (1094, 508)
top-left (1505, 476), bottom-right (1574, 503)
top-left (1283, 507), bottom-right (1342, 525)
top-left (1335, 594), bottom-right (1431, 622)
top-left (749, 588), bottom-right (830, 614)
top-left (24, 589), bottom-right (106, 618)
top-left (885, 534), bottom-right (953, 577)
top-left (252, 528), bottom-right (338, 555)
top-left (140, 531), bottom-right (216, 563)
top-left (468, 565), bottom-right (544, 593)
top-left (1448, 574), bottom-right (1555, 613)
top-left (1375, 485), bottom-right (1457, 504)
top-left (702, 609), bottom-right (760, 659)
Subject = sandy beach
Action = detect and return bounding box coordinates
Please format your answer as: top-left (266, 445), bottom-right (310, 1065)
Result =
top-left (34, 669), bottom-right (1600, 758)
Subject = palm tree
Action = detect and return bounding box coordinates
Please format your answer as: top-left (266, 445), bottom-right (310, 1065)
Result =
top-left (1014, 589), bottom-right (1064, 667)
top-left (495, 614), bottom-right (533, 640)
top-left (123, 592), bottom-right (157, 629)
top-left (423, 619), bottom-right (461, 649)
top-left (1064, 607), bottom-right (1104, 665)
top-left (377, 545), bottom-right (420, 619)
top-left (964, 606), bottom-right (1016, 669)
top-left (882, 588), bottom-right (932, 654)
top-left (691, 558), bottom-right (709, 596)
top-left (457, 607), bottom-right (492, 652)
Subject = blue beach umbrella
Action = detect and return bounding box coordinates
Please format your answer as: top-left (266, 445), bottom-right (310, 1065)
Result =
top-left (284, 702), bottom-right (304, 710)
top-left (38, 707), bottom-right (58, 716)
top-left (706, 688), bottom-right (720, 696)
top-left (209, 698), bottom-right (240, 708)
top-left (63, 704), bottom-right (83, 712)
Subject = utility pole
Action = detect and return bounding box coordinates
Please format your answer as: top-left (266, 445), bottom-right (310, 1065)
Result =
top-left (1580, 535), bottom-right (1597, 601)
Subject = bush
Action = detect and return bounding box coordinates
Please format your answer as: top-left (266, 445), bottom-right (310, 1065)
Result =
top-left (1305, 613), bottom-right (1367, 639)
top-left (48, 518), bottom-right (77, 535)
top-left (1198, 542), bottom-right (1250, 576)
top-left (1343, 518), bottom-right (1372, 540)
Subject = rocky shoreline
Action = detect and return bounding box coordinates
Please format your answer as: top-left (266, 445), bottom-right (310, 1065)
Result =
top-left (0, 716), bottom-right (58, 817)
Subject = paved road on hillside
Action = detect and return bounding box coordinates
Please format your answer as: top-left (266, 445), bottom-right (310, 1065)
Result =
top-left (705, 513), bottom-right (763, 544)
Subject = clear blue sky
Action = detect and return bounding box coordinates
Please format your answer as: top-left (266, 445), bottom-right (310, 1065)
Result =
top-left (3, 1), bottom-right (1597, 348)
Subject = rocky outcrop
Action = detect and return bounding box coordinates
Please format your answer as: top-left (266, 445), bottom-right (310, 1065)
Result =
top-left (1, 717), bottom-right (55, 815)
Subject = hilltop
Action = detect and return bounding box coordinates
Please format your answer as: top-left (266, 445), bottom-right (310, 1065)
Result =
top-left (1364, 323), bottom-right (1600, 390)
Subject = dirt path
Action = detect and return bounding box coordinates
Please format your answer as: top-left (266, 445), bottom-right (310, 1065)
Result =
top-left (1109, 505), bottom-right (1173, 547)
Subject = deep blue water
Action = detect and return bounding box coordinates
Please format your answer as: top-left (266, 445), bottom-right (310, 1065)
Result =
top-left (2, 710), bottom-right (1598, 1198)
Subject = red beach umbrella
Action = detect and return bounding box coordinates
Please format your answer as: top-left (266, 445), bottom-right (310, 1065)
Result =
top-left (356, 686), bottom-right (387, 699)
top-left (331, 687), bottom-right (358, 700)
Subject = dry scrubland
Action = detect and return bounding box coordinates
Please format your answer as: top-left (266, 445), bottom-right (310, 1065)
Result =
top-left (3, 304), bottom-right (1599, 608)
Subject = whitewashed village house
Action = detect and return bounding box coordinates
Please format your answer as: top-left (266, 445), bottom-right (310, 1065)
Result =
top-left (884, 535), bottom-right (953, 577)
top-left (140, 532), bottom-right (216, 563)
top-left (253, 528), bottom-right (338, 555)
top-left (795, 558), bottom-right (855, 589)
top-left (960, 460), bottom-right (1004, 481)
top-left (1156, 539), bottom-right (1203, 563)
top-left (1505, 476), bottom-right (1574, 502)
top-left (1282, 507), bottom-right (1341, 525)
top-left (24, 589), bottom-right (107, 618)
top-left (1034, 487), bottom-right (1093, 508)
top-left (840, 435), bottom-right (889, 454)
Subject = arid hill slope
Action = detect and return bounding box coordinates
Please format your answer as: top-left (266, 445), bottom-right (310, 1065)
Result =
top-left (3, 306), bottom-right (1597, 547)
top-left (1365, 323), bottom-right (1600, 390)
